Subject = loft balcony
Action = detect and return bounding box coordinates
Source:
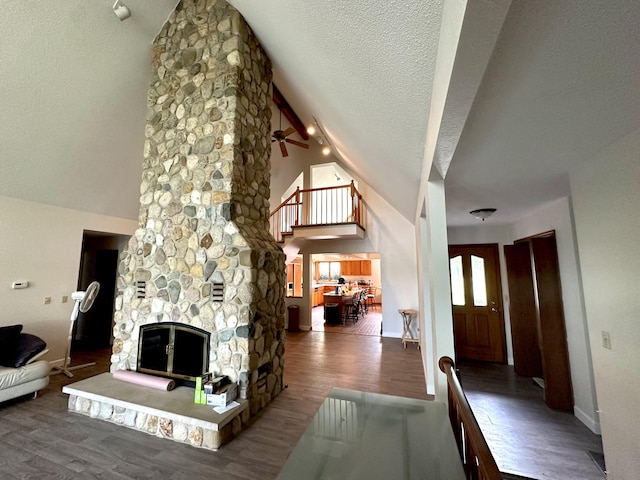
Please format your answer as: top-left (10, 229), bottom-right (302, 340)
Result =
top-left (269, 181), bottom-right (367, 245)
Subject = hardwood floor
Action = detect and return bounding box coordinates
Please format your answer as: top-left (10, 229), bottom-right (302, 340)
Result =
top-left (1, 336), bottom-right (604, 479)
top-left (0, 332), bottom-right (428, 479)
top-left (311, 305), bottom-right (382, 336)
top-left (458, 360), bottom-right (606, 480)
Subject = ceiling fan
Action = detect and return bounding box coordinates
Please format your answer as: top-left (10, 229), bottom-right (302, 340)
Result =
top-left (272, 110), bottom-right (309, 157)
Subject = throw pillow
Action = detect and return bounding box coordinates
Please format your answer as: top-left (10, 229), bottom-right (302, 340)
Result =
top-left (1, 333), bottom-right (47, 368)
top-left (0, 324), bottom-right (23, 365)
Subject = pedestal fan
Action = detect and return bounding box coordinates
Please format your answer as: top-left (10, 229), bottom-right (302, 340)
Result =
top-left (52, 281), bottom-right (100, 377)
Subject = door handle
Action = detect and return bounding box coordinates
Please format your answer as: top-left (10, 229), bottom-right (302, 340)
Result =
top-left (491, 307), bottom-right (499, 313)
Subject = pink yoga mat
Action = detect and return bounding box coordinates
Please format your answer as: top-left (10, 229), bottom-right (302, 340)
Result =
top-left (112, 370), bottom-right (176, 391)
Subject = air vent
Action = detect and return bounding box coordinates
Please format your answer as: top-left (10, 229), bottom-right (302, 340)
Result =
top-left (136, 281), bottom-right (146, 299)
top-left (212, 282), bottom-right (224, 301)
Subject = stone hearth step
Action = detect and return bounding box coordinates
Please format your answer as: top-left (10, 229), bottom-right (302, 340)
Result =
top-left (62, 372), bottom-right (248, 451)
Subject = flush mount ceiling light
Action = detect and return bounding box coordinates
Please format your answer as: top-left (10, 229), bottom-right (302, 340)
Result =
top-left (113, 0), bottom-right (131, 21)
top-left (470, 208), bottom-right (497, 221)
top-left (307, 116), bottom-right (332, 156)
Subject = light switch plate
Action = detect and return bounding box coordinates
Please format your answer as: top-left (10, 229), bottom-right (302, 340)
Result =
top-left (601, 330), bottom-right (612, 349)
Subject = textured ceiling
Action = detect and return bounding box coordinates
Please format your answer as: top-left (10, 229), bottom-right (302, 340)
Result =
top-left (228, 0), bottom-right (443, 221)
top-left (444, 0), bottom-right (640, 226)
top-left (0, 1), bottom-right (180, 220)
top-left (2, 1), bottom-right (638, 229)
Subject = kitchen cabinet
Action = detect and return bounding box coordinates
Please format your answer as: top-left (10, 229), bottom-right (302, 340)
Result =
top-left (360, 260), bottom-right (371, 275)
top-left (312, 285), bottom-right (338, 306)
top-left (340, 261), bottom-right (352, 276)
top-left (339, 260), bottom-right (371, 277)
top-left (286, 261), bottom-right (303, 297)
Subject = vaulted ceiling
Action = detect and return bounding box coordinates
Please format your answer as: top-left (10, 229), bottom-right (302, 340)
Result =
top-left (2, 1), bottom-right (638, 227)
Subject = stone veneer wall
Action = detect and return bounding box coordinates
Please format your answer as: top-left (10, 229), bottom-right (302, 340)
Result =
top-left (112, 0), bottom-right (286, 417)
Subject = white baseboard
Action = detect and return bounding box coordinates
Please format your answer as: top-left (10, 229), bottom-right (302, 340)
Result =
top-left (574, 406), bottom-right (601, 434)
top-left (382, 331), bottom-right (402, 339)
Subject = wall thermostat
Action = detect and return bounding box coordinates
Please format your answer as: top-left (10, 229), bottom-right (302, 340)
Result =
top-left (11, 281), bottom-right (29, 289)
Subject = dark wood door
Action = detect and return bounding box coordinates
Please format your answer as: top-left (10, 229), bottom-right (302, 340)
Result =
top-left (531, 236), bottom-right (573, 411)
top-left (504, 243), bottom-right (543, 377)
top-left (449, 244), bottom-right (506, 363)
top-left (505, 233), bottom-right (573, 411)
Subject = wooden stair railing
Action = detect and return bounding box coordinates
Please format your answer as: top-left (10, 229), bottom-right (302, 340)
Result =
top-left (439, 356), bottom-right (502, 480)
top-left (269, 181), bottom-right (366, 243)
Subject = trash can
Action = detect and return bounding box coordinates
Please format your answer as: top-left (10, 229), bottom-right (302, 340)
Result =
top-left (325, 303), bottom-right (340, 325)
top-left (287, 305), bottom-right (300, 332)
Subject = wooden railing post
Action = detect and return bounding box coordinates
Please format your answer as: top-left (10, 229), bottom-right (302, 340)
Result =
top-left (439, 356), bottom-right (502, 480)
top-left (349, 180), bottom-right (356, 223)
top-left (294, 187), bottom-right (300, 226)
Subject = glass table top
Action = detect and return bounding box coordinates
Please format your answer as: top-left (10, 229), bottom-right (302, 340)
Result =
top-left (277, 388), bottom-right (466, 480)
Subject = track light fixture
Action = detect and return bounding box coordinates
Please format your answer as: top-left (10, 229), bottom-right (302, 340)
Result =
top-left (113, 0), bottom-right (131, 21)
top-left (307, 116), bottom-right (332, 156)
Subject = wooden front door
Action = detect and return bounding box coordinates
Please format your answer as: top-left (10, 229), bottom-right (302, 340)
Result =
top-left (449, 244), bottom-right (506, 363)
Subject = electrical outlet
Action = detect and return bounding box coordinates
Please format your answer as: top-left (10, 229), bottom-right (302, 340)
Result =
top-left (601, 330), bottom-right (612, 349)
top-left (62, 295), bottom-right (68, 303)
top-left (43, 296), bottom-right (52, 305)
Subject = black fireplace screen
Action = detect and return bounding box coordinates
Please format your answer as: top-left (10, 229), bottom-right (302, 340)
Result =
top-left (138, 322), bottom-right (210, 382)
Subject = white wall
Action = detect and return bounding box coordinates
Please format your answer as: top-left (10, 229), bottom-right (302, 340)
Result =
top-left (569, 127), bottom-right (640, 479)
top-left (448, 199), bottom-right (600, 434)
top-left (0, 195), bottom-right (136, 364)
top-left (296, 181), bottom-right (418, 338)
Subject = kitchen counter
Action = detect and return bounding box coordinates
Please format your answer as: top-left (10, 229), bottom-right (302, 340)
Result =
top-left (312, 285), bottom-right (341, 307)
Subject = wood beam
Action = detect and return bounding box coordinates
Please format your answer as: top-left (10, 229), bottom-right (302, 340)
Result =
top-left (272, 84), bottom-right (309, 141)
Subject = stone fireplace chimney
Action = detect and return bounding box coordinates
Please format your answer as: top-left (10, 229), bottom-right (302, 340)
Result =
top-left (112, 0), bottom-right (286, 418)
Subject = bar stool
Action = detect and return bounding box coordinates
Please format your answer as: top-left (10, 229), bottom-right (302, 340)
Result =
top-left (366, 286), bottom-right (377, 311)
top-left (399, 309), bottom-right (420, 349)
top-left (343, 296), bottom-right (360, 323)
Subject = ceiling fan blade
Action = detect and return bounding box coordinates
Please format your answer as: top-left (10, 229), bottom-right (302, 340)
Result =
top-left (286, 138), bottom-right (310, 149)
top-left (279, 141), bottom-right (289, 157)
top-left (282, 127), bottom-right (296, 137)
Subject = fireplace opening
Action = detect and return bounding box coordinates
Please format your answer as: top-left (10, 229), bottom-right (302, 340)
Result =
top-left (138, 322), bottom-right (210, 385)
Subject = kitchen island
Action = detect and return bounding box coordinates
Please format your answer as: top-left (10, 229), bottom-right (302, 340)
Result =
top-left (323, 288), bottom-right (363, 324)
